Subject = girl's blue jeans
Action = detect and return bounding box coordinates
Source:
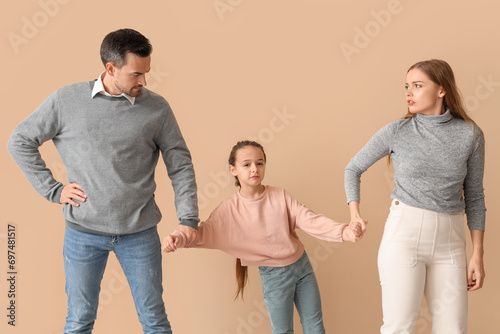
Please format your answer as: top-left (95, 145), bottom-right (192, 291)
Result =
top-left (259, 251), bottom-right (325, 334)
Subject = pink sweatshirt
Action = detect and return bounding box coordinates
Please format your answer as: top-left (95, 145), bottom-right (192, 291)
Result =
top-left (176, 186), bottom-right (347, 267)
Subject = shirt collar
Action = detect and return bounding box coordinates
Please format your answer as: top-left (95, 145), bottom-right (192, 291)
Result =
top-left (91, 72), bottom-right (136, 105)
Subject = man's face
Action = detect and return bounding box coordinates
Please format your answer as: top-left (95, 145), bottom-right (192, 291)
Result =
top-left (110, 53), bottom-right (151, 97)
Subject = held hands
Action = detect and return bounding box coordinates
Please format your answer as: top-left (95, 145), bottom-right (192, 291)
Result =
top-left (60, 183), bottom-right (87, 207)
top-left (162, 231), bottom-right (187, 253)
top-left (342, 219), bottom-right (368, 243)
top-left (162, 225), bottom-right (200, 253)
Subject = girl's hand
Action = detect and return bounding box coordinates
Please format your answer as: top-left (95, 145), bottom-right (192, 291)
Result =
top-left (350, 217), bottom-right (368, 234)
top-left (161, 231), bottom-right (187, 253)
top-left (162, 235), bottom-right (178, 253)
top-left (342, 220), bottom-right (367, 243)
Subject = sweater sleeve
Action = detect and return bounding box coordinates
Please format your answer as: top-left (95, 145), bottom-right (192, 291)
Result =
top-left (193, 207), bottom-right (224, 249)
top-left (344, 122), bottom-right (395, 204)
top-left (463, 127), bottom-right (486, 231)
top-left (286, 191), bottom-right (347, 242)
top-left (169, 210), bottom-right (221, 250)
top-left (7, 90), bottom-right (64, 203)
top-left (155, 101), bottom-right (200, 229)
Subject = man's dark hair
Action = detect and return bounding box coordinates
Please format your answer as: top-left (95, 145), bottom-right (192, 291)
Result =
top-left (100, 28), bottom-right (152, 67)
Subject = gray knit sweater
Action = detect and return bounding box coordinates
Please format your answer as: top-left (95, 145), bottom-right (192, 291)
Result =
top-left (345, 110), bottom-right (486, 231)
top-left (8, 80), bottom-right (199, 235)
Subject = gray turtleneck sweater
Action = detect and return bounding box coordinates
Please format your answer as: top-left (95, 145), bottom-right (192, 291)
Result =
top-left (345, 110), bottom-right (486, 231)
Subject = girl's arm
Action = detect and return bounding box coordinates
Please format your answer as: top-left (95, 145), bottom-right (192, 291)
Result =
top-left (287, 191), bottom-right (366, 243)
top-left (467, 230), bottom-right (485, 291)
top-left (162, 206), bottom-right (224, 253)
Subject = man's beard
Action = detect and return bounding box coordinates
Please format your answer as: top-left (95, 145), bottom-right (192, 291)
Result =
top-left (114, 81), bottom-right (143, 97)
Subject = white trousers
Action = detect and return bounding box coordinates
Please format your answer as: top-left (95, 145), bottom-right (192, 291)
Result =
top-left (378, 199), bottom-right (468, 334)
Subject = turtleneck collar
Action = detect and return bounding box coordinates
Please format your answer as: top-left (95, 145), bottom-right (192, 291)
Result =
top-left (415, 108), bottom-right (453, 125)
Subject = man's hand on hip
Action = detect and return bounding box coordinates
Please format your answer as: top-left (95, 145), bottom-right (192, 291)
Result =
top-left (60, 183), bottom-right (87, 207)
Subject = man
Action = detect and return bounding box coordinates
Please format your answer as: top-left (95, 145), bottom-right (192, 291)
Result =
top-left (8, 28), bottom-right (199, 333)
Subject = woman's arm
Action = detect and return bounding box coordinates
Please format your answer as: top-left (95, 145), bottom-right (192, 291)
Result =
top-left (345, 122), bottom-right (395, 205)
top-left (464, 127), bottom-right (486, 291)
top-left (345, 123), bottom-right (395, 230)
top-left (467, 229), bottom-right (485, 291)
top-left (463, 126), bottom-right (486, 231)
top-left (348, 201), bottom-right (368, 226)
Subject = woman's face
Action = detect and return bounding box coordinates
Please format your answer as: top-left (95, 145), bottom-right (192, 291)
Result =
top-left (405, 68), bottom-right (445, 115)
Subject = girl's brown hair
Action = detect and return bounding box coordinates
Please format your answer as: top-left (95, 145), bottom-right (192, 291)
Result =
top-left (228, 140), bottom-right (266, 300)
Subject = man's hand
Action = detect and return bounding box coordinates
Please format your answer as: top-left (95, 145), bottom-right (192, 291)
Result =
top-left (173, 224), bottom-right (200, 248)
top-left (60, 183), bottom-right (87, 207)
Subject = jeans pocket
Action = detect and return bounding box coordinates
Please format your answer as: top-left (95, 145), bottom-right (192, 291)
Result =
top-left (380, 207), bottom-right (421, 268)
top-left (258, 266), bottom-right (283, 276)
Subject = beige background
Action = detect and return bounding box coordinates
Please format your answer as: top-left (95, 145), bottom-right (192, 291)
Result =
top-left (1, 0), bottom-right (499, 333)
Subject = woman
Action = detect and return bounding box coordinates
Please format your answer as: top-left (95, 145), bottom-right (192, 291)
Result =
top-left (345, 59), bottom-right (485, 333)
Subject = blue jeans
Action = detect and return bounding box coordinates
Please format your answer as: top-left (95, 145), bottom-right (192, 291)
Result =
top-left (63, 226), bottom-right (171, 334)
top-left (258, 251), bottom-right (325, 334)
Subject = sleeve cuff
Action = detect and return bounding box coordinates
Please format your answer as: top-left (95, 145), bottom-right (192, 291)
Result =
top-left (179, 218), bottom-right (200, 230)
top-left (49, 183), bottom-right (64, 204)
top-left (340, 223), bottom-right (348, 242)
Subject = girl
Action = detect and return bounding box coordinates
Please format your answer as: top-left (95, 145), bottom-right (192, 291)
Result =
top-left (163, 140), bottom-right (366, 334)
top-left (345, 59), bottom-right (486, 333)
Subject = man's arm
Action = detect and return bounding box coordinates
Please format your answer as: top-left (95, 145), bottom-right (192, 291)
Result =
top-left (155, 101), bottom-right (200, 244)
top-left (7, 91), bottom-right (65, 203)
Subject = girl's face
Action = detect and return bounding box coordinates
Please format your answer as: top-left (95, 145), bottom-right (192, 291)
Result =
top-left (229, 146), bottom-right (266, 189)
top-left (405, 68), bottom-right (445, 115)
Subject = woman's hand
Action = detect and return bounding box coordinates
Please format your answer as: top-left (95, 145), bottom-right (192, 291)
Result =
top-left (342, 220), bottom-right (368, 243)
top-left (467, 254), bottom-right (485, 291)
top-left (468, 230), bottom-right (485, 291)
